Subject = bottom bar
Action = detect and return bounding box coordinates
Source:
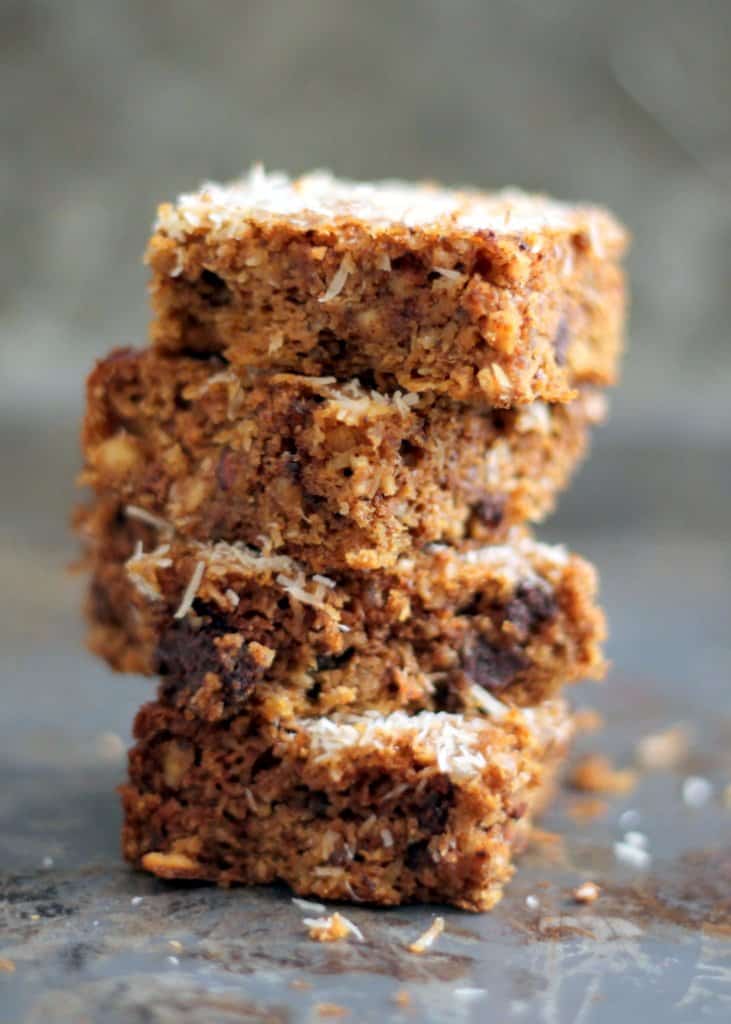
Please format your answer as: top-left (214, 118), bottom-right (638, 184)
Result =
top-left (123, 699), bottom-right (572, 911)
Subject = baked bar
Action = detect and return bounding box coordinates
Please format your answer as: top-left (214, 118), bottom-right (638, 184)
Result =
top-left (79, 504), bottom-right (605, 719)
top-left (122, 698), bottom-right (573, 911)
top-left (146, 168), bottom-right (627, 407)
top-left (80, 347), bottom-right (606, 571)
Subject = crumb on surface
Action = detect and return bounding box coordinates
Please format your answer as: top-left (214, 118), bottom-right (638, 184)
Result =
top-left (613, 840), bottom-right (652, 870)
top-left (316, 1004), bottom-right (349, 1018)
top-left (393, 989), bottom-right (411, 1007)
top-left (573, 881), bottom-right (600, 904)
top-left (0, 958), bottom-right (15, 973)
top-left (573, 708), bottom-right (604, 734)
top-left (529, 827), bottom-right (561, 847)
top-left (636, 725), bottom-right (690, 770)
top-left (407, 916), bottom-right (445, 953)
top-left (682, 776), bottom-right (713, 807)
top-left (94, 730), bottom-right (126, 760)
top-left (567, 796), bottom-right (608, 822)
top-left (569, 754), bottom-right (637, 795)
top-left (305, 911), bottom-right (364, 943)
top-left (289, 979), bottom-right (312, 991)
top-left (141, 850), bottom-right (200, 878)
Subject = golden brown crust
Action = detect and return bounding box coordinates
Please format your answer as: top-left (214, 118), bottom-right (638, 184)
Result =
top-left (146, 171), bottom-right (627, 407)
top-left (80, 348), bottom-right (605, 572)
top-left (78, 501), bottom-right (606, 721)
top-left (121, 699), bottom-right (574, 911)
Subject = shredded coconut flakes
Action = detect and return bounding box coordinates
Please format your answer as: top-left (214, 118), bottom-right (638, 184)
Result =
top-left (173, 561), bottom-right (206, 619)
top-left (469, 683), bottom-right (509, 719)
top-left (292, 897), bottom-right (327, 914)
top-left (319, 253), bottom-right (356, 302)
top-left (300, 710), bottom-right (501, 783)
top-left (304, 911), bottom-right (364, 943)
top-left (408, 916), bottom-right (444, 953)
top-left (125, 505), bottom-right (172, 532)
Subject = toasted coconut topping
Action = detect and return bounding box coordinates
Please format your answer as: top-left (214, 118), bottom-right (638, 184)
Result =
top-left (127, 540), bottom-right (341, 620)
top-left (299, 710), bottom-right (510, 782)
top-left (156, 166), bottom-right (626, 244)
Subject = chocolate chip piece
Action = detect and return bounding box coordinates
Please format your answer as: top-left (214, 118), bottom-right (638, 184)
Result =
top-left (249, 748), bottom-right (281, 778)
top-left (416, 776), bottom-right (454, 833)
top-left (155, 609), bottom-right (262, 709)
top-left (505, 583), bottom-right (558, 639)
top-left (554, 315), bottom-right (570, 366)
top-left (315, 647), bottom-right (355, 672)
top-left (307, 790), bottom-right (330, 816)
top-left (475, 494), bottom-right (506, 529)
top-left (462, 638), bottom-right (528, 692)
top-left (405, 839), bottom-right (432, 871)
top-left (197, 269), bottom-right (231, 307)
top-left (328, 845), bottom-right (353, 867)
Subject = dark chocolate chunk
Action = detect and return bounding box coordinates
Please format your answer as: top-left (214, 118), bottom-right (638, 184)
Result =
top-left (307, 790), bottom-right (330, 816)
top-left (155, 607), bottom-right (262, 709)
top-left (315, 647), bottom-right (355, 672)
top-left (416, 776), bottom-right (455, 833)
top-left (249, 748), bottom-right (281, 778)
top-left (196, 269), bottom-right (231, 307)
top-left (462, 638), bottom-right (528, 692)
top-left (405, 839), bottom-right (432, 871)
top-left (505, 583), bottom-right (558, 640)
top-left (475, 493), bottom-right (506, 529)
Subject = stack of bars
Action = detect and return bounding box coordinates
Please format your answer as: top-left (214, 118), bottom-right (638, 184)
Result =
top-left (77, 169), bottom-right (627, 911)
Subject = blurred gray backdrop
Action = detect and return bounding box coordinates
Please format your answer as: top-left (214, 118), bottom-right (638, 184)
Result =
top-left (2, 0), bottom-right (730, 550)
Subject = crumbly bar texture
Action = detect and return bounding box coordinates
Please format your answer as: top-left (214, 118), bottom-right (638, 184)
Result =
top-left (80, 347), bottom-right (606, 571)
top-left (146, 168), bottom-right (627, 407)
top-left (122, 699), bottom-right (573, 911)
top-left (78, 503), bottom-right (605, 720)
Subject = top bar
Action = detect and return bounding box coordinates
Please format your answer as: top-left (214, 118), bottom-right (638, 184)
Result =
top-left (147, 167), bottom-right (628, 406)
